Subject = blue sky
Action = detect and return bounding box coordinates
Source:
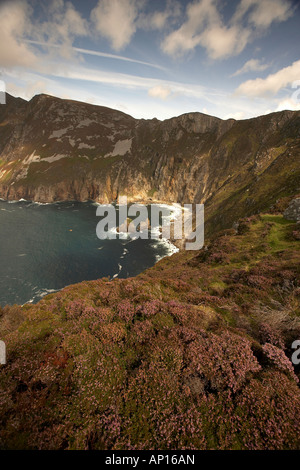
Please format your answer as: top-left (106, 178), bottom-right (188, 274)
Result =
top-left (1, 0), bottom-right (300, 120)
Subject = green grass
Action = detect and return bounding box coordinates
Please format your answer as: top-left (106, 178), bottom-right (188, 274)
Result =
top-left (147, 187), bottom-right (158, 198)
top-left (260, 214), bottom-right (296, 252)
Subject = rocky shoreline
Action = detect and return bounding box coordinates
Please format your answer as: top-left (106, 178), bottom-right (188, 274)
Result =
top-left (0, 195), bottom-right (185, 252)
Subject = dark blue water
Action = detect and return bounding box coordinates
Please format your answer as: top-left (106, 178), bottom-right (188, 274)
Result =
top-left (0, 200), bottom-right (176, 306)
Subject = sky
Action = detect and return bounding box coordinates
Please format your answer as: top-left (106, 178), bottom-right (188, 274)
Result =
top-left (0, 0), bottom-right (300, 120)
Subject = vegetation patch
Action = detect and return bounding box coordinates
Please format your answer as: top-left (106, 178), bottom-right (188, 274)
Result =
top-left (0, 210), bottom-right (299, 450)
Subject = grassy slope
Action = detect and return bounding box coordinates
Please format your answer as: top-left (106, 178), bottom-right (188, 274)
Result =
top-left (203, 113), bottom-right (300, 235)
top-left (0, 209), bottom-right (300, 450)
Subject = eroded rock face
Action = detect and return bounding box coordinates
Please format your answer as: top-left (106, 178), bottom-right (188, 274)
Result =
top-left (0, 93), bottom-right (300, 233)
top-left (284, 198), bottom-right (300, 222)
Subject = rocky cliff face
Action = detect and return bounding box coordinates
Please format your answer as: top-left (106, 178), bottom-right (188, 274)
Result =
top-left (0, 93), bottom-right (299, 233)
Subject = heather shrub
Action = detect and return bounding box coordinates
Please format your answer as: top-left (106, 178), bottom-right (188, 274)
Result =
top-left (259, 323), bottom-right (285, 349)
top-left (207, 250), bottom-right (230, 264)
top-left (166, 279), bottom-right (191, 291)
top-left (292, 230), bottom-right (300, 240)
top-left (235, 371), bottom-right (300, 449)
top-left (132, 319), bottom-right (155, 344)
top-left (1, 210), bottom-right (300, 450)
top-left (167, 300), bottom-right (191, 324)
top-left (137, 299), bottom-right (164, 318)
top-left (0, 305), bottom-right (25, 334)
top-left (97, 322), bottom-right (127, 344)
top-left (199, 370), bottom-right (300, 450)
top-left (253, 305), bottom-right (300, 346)
top-left (185, 331), bottom-right (261, 392)
top-left (149, 334), bottom-right (184, 374)
top-left (246, 274), bottom-right (273, 289)
top-left (236, 216), bottom-right (259, 234)
top-left (121, 363), bottom-right (207, 450)
top-left (117, 299), bottom-right (135, 322)
top-left (262, 343), bottom-right (298, 382)
top-left (64, 299), bottom-right (91, 319)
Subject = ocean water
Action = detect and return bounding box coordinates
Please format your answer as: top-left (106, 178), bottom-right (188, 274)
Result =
top-left (0, 199), bottom-right (178, 307)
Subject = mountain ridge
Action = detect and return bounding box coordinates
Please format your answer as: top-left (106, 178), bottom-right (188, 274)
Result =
top-left (0, 93), bottom-right (299, 235)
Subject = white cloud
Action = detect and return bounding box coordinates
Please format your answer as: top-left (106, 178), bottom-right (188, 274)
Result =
top-left (138, 0), bottom-right (181, 30)
top-left (200, 24), bottom-right (250, 60)
top-left (161, 0), bottom-right (294, 59)
top-left (5, 60), bottom-right (226, 108)
top-left (148, 85), bottom-right (172, 100)
top-left (235, 60), bottom-right (300, 97)
top-left (224, 111), bottom-right (245, 120)
top-left (6, 79), bottom-right (49, 100)
top-left (2, 1), bottom-right (298, 121)
top-left (91, 0), bottom-right (141, 51)
top-left (31, 0), bottom-right (89, 60)
top-left (0, 0), bottom-right (89, 69)
top-left (5, 65), bottom-right (285, 121)
top-left (161, 0), bottom-right (219, 57)
top-left (0, 1), bottom-right (37, 67)
top-left (50, 63), bottom-right (209, 99)
top-left (232, 58), bottom-right (270, 76)
top-left (25, 40), bottom-right (166, 71)
top-left (275, 98), bottom-right (300, 112)
top-left (233, 0), bottom-right (294, 29)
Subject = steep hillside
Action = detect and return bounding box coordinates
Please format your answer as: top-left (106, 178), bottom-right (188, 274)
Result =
top-left (1, 206), bottom-right (299, 450)
top-left (0, 93), bottom-right (299, 234)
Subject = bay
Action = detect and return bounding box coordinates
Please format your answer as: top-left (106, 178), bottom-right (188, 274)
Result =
top-left (0, 199), bottom-right (177, 306)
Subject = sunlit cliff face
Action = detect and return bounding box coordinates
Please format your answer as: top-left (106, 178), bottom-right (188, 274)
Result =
top-left (0, 94), bottom-right (299, 237)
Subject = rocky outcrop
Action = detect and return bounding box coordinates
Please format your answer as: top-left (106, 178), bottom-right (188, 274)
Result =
top-left (284, 198), bottom-right (300, 222)
top-left (0, 93), bottom-right (299, 233)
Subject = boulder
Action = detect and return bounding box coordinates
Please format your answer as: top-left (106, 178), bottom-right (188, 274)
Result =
top-left (283, 198), bottom-right (300, 222)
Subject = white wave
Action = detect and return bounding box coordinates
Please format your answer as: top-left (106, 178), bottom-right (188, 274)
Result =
top-left (153, 237), bottom-right (179, 263)
top-left (112, 262), bottom-right (123, 279)
top-left (31, 201), bottom-right (53, 206)
top-left (120, 247), bottom-right (129, 259)
top-left (37, 288), bottom-right (57, 297)
top-left (22, 289), bottom-right (59, 307)
top-left (24, 287), bottom-right (58, 305)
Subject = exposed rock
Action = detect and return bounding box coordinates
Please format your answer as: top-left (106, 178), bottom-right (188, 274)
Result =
top-left (0, 93), bottom-right (299, 234)
top-left (283, 198), bottom-right (300, 222)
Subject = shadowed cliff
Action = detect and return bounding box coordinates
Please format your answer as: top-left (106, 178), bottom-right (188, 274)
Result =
top-left (0, 93), bottom-right (299, 234)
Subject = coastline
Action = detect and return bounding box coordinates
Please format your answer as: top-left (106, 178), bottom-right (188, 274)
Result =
top-left (0, 196), bottom-right (184, 249)
top-left (0, 198), bottom-right (180, 306)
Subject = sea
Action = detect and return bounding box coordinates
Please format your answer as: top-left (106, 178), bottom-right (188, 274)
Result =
top-left (0, 199), bottom-right (178, 307)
